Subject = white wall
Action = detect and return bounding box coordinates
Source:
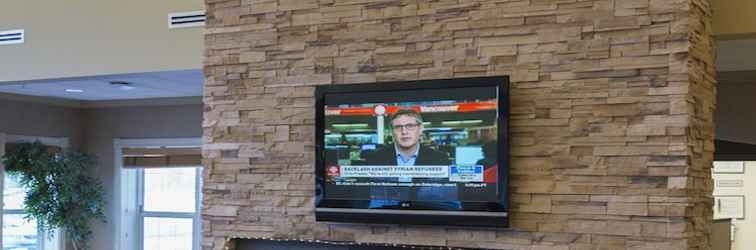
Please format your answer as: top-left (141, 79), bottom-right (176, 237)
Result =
top-left (712, 162), bottom-right (756, 250)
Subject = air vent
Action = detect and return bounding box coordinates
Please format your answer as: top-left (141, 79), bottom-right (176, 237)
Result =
top-left (0, 29), bottom-right (24, 45)
top-left (169, 11), bottom-right (206, 29)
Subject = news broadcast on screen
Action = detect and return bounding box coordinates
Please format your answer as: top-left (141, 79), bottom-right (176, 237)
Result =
top-left (322, 95), bottom-right (500, 207)
top-left (314, 77), bottom-right (509, 227)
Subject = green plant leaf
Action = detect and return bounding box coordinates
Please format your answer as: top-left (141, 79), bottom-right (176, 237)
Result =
top-left (1, 142), bottom-right (107, 250)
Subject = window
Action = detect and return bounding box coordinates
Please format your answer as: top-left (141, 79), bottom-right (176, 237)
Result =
top-left (138, 167), bottom-right (201, 250)
top-left (3, 175), bottom-right (39, 250)
top-left (0, 134), bottom-right (65, 250)
top-left (115, 138), bottom-right (201, 250)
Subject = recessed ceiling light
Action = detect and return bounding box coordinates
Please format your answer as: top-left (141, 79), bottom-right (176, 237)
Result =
top-left (65, 89), bottom-right (84, 93)
top-left (441, 120), bottom-right (483, 125)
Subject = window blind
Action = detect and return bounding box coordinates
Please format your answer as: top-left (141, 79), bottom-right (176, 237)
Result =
top-left (122, 147), bottom-right (201, 168)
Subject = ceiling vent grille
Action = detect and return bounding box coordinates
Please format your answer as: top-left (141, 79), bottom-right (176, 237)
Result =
top-left (0, 29), bottom-right (24, 45)
top-left (169, 11), bottom-right (206, 29)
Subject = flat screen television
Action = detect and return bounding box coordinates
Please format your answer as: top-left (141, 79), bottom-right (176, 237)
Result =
top-left (315, 76), bottom-right (510, 227)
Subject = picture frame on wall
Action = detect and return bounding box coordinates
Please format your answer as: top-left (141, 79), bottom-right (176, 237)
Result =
top-left (714, 195), bottom-right (745, 220)
top-left (713, 161), bottom-right (745, 174)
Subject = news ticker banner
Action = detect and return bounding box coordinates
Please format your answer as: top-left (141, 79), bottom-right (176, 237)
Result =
top-left (326, 165), bottom-right (483, 182)
top-left (325, 101), bottom-right (497, 116)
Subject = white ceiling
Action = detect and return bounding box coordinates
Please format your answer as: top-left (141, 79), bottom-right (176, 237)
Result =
top-left (0, 69), bottom-right (203, 101)
top-left (717, 38), bottom-right (756, 72)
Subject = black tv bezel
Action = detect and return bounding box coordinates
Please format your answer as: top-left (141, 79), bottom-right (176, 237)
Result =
top-left (314, 76), bottom-right (510, 228)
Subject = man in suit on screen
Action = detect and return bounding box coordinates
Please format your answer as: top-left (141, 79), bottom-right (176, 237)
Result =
top-left (364, 109), bottom-right (459, 208)
top-left (365, 109), bottom-right (449, 166)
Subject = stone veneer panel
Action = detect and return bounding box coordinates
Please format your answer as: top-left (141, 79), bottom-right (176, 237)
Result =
top-left (201, 0), bottom-right (716, 249)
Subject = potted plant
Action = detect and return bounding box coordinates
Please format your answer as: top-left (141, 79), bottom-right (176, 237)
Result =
top-left (1, 142), bottom-right (106, 250)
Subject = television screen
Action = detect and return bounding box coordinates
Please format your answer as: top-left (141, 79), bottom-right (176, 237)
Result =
top-left (315, 76), bottom-right (509, 227)
top-left (455, 146), bottom-right (484, 166)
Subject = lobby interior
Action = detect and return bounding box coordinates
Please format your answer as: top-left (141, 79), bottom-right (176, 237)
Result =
top-left (1, 0), bottom-right (756, 249)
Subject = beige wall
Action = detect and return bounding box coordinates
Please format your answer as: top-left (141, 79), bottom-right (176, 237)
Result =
top-left (712, 162), bottom-right (756, 250)
top-left (0, 0), bottom-right (203, 82)
top-left (0, 98), bottom-right (84, 147)
top-left (712, 0), bottom-right (756, 38)
top-left (711, 219), bottom-right (732, 250)
top-left (80, 105), bottom-right (203, 250)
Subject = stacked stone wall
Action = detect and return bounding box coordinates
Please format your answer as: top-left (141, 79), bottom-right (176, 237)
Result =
top-left (201, 0), bottom-right (716, 249)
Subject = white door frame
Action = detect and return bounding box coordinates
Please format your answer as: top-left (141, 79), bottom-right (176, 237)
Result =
top-left (0, 133), bottom-right (68, 250)
top-left (113, 138), bottom-right (201, 250)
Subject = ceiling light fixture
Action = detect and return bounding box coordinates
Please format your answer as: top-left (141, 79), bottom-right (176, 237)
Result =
top-left (332, 123), bottom-right (369, 129)
top-left (64, 89), bottom-right (84, 93)
top-left (109, 81), bottom-right (136, 90)
top-left (441, 120), bottom-right (483, 125)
